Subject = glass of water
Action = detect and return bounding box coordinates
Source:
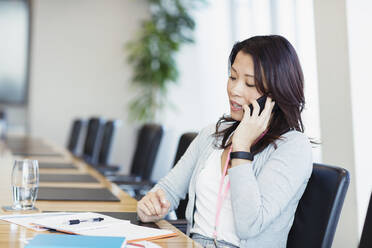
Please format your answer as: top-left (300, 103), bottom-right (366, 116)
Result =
top-left (11, 160), bottom-right (39, 210)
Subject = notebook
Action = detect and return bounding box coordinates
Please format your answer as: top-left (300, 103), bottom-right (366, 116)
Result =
top-left (25, 234), bottom-right (126, 248)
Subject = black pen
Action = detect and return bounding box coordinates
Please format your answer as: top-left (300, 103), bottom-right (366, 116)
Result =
top-left (67, 217), bottom-right (104, 225)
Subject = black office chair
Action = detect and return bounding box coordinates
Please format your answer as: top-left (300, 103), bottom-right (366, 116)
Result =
top-left (359, 192), bottom-right (372, 248)
top-left (93, 120), bottom-right (121, 174)
top-left (108, 124), bottom-right (164, 185)
top-left (98, 120), bottom-right (116, 164)
top-left (287, 163), bottom-right (350, 248)
top-left (81, 117), bottom-right (104, 164)
top-left (172, 132), bottom-right (198, 219)
top-left (165, 132), bottom-right (198, 233)
top-left (66, 119), bottom-right (83, 155)
top-left (119, 131), bottom-right (198, 202)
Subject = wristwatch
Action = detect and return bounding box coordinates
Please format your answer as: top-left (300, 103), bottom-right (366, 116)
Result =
top-left (230, 151), bottom-right (254, 161)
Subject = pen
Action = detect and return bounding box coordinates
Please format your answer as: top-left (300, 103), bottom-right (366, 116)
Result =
top-left (67, 217), bottom-right (104, 225)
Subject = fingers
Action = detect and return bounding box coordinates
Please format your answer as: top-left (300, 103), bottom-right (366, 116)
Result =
top-left (137, 206), bottom-right (160, 223)
top-left (263, 101), bottom-right (275, 127)
top-left (250, 97), bottom-right (275, 131)
top-left (242, 104), bottom-right (251, 120)
top-left (156, 189), bottom-right (170, 209)
top-left (259, 97), bottom-right (272, 117)
top-left (149, 196), bottom-right (162, 216)
top-left (138, 200), bottom-right (152, 216)
top-left (251, 100), bottom-right (260, 117)
top-left (155, 189), bottom-right (170, 216)
top-left (136, 189), bottom-right (170, 223)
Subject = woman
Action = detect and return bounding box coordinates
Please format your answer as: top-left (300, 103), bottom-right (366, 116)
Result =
top-left (137, 35), bottom-right (313, 248)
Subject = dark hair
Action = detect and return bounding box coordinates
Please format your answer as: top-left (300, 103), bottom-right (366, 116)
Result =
top-left (214, 35), bottom-right (305, 154)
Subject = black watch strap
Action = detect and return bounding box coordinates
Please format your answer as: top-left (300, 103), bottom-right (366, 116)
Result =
top-left (230, 151), bottom-right (254, 161)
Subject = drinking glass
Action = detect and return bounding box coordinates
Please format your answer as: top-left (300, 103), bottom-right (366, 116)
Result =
top-left (11, 160), bottom-right (39, 210)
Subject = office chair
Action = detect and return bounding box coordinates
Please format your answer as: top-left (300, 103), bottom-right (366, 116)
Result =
top-left (108, 124), bottom-right (164, 185)
top-left (359, 192), bottom-right (372, 248)
top-left (93, 120), bottom-right (121, 174)
top-left (97, 120), bottom-right (116, 164)
top-left (81, 117), bottom-right (104, 164)
top-left (172, 132), bottom-right (198, 219)
top-left (165, 132), bottom-right (198, 233)
top-left (125, 132), bottom-right (199, 201)
top-left (287, 163), bottom-right (350, 248)
top-left (66, 119), bottom-right (83, 155)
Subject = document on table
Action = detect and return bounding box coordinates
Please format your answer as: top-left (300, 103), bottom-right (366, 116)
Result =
top-left (0, 212), bottom-right (177, 242)
top-left (30, 212), bottom-right (129, 233)
top-left (30, 212), bottom-right (177, 242)
top-left (0, 212), bottom-right (78, 231)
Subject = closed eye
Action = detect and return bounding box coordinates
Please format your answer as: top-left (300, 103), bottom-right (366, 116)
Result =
top-left (229, 76), bottom-right (236, 80)
top-left (245, 82), bottom-right (255, 87)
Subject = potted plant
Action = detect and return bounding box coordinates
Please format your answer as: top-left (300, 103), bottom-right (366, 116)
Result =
top-left (126, 0), bottom-right (206, 122)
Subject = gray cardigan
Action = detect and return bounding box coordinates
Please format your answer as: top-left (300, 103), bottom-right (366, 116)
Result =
top-left (151, 124), bottom-right (313, 248)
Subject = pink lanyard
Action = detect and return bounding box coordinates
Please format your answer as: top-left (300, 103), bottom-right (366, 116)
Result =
top-left (213, 146), bottom-right (232, 239)
top-left (213, 130), bottom-right (268, 240)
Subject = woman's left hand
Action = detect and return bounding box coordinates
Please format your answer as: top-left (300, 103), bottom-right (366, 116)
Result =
top-left (232, 97), bottom-right (276, 152)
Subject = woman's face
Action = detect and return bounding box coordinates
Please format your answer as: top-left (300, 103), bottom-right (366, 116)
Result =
top-left (227, 51), bottom-right (263, 121)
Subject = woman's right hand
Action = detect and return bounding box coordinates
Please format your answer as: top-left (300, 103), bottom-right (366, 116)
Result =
top-left (137, 189), bottom-right (171, 222)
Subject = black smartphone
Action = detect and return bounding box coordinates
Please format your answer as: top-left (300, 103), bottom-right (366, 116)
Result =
top-left (248, 95), bottom-right (278, 116)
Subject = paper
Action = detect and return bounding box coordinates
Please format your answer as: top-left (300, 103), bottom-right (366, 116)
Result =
top-left (1, 212), bottom-right (177, 243)
top-left (31, 212), bottom-right (129, 233)
top-left (0, 212), bottom-right (77, 231)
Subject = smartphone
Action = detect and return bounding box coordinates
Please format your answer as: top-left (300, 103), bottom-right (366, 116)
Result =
top-left (248, 95), bottom-right (278, 116)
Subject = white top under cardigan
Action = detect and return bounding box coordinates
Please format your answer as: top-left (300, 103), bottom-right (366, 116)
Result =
top-left (190, 148), bottom-right (240, 246)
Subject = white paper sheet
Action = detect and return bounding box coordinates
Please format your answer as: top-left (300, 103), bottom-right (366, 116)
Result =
top-left (0, 212), bottom-right (78, 231)
top-left (1, 212), bottom-right (176, 242)
top-left (31, 212), bottom-right (129, 233)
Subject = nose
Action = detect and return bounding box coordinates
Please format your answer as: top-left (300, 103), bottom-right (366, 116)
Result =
top-left (230, 80), bottom-right (245, 97)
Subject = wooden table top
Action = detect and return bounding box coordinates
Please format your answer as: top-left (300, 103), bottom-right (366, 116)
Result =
top-left (0, 136), bottom-right (200, 248)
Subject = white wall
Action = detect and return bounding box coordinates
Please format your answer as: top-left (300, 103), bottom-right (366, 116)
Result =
top-left (346, 0), bottom-right (372, 235)
top-left (151, 0), bottom-right (231, 180)
top-left (29, 0), bottom-right (232, 181)
top-left (29, 0), bottom-right (150, 172)
top-left (313, 0), bottom-right (359, 247)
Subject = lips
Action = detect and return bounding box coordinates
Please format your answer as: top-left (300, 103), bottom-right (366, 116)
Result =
top-left (230, 100), bottom-right (243, 112)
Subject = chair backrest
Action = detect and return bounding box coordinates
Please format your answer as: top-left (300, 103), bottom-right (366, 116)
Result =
top-left (359, 192), bottom-right (372, 248)
top-left (82, 117), bottom-right (104, 164)
top-left (67, 119), bottom-right (83, 155)
top-left (97, 120), bottom-right (117, 165)
top-left (173, 132), bottom-right (198, 219)
top-left (172, 132), bottom-right (198, 167)
top-left (129, 124), bottom-right (164, 180)
top-left (287, 163), bottom-right (350, 248)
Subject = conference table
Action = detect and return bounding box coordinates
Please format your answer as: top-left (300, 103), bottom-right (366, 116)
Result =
top-left (0, 136), bottom-right (200, 247)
